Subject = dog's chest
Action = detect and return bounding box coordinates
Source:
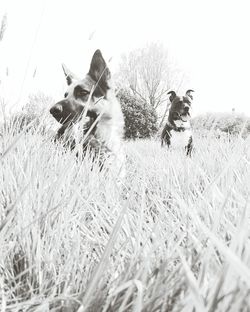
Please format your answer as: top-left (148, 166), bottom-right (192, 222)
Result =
top-left (170, 129), bottom-right (192, 148)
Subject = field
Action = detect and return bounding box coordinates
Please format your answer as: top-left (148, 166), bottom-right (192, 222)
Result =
top-left (0, 120), bottom-right (250, 312)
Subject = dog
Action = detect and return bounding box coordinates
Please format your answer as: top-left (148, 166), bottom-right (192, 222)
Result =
top-left (161, 90), bottom-right (194, 156)
top-left (49, 49), bottom-right (125, 178)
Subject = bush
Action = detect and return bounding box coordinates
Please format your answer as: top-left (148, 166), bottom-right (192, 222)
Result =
top-left (22, 92), bottom-right (54, 119)
top-left (1, 92), bottom-right (54, 135)
top-left (191, 112), bottom-right (250, 138)
top-left (117, 89), bottom-right (158, 139)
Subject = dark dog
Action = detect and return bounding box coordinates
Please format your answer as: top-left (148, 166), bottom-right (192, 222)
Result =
top-left (49, 50), bottom-right (125, 177)
top-left (161, 90), bottom-right (194, 156)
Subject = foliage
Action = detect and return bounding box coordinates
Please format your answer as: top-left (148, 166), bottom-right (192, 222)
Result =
top-left (115, 42), bottom-right (186, 110)
top-left (22, 92), bottom-right (54, 118)
top-left (117, 88), bottom-right (158, 139)
top-left (191, 112), bottom-right (250, 138)
top-left (3, 92), bottom-right (54, 134)
top-left (0, 14), bottom-right (7, 42)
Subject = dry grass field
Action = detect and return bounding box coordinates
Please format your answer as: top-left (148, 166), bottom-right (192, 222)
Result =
top-left (0, 118), bottom-right (250, 311)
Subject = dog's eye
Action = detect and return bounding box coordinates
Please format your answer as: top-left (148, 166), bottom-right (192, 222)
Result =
top-left (74, 87), bottom-right (89, 99)
top-left (78, 89), bottom-right (89, 96)
top-left (73, 86), bottom-right (90, 99)
top-left (64, 92), bottom-right (68, 98)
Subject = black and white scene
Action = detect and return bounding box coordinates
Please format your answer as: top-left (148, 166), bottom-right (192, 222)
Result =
top-left (0, 0), bottom-right (250, 311)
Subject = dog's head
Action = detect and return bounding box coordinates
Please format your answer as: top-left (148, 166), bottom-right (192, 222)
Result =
top-left (50, 49), bottom-right (111, 126)
top-left (167, 90), bottom-right (194, 125)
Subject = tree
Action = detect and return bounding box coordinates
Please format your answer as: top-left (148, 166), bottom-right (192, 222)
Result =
top-left (117, 89), bottom-right (158, 139)
top-left (115, 42), bottom-right (186, 126)
top-left (0, 14), bottom-right (7, 42)
top-left (0, 14), bottom-right (7, 87)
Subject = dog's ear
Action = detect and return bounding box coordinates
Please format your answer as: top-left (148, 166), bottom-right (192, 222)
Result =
top-left (186, 89), bottom-right (194, 100)
top-left (88, 50), bottom-right (110, 95)
top-left (167, 91), bottom-right (176, 102)
top-left (62, 64), bottom-right (78, 85)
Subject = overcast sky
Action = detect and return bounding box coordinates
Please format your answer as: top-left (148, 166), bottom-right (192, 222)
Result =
top-left (0, 0), bottom-right (249, 116)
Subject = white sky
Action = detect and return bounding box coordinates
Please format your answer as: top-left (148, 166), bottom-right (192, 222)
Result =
top-left (0, 0), bottom-right (249, 116)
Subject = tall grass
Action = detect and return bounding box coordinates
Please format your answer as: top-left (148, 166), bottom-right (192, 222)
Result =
top-left (0, 115), bottom-right (250, 311)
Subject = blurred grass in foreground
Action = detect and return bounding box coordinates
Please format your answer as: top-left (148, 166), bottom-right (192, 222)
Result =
top-left (0, 116), bottom-right (250, 312)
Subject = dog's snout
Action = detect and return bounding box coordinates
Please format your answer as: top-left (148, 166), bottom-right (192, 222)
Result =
top-left (50, 104), bottom-right (63, 115)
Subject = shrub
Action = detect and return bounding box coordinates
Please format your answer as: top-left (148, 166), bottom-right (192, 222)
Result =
top-left (191, 112), bottom-right (250, 138)
top-left (1, 92), bottom-right (54, 135)
top-left (22, 92), bottom-right (54, 119)
top-left (117, 89), bottom-right (158, 139)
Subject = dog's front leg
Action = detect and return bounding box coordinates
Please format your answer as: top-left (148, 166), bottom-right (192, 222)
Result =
top-left (185, 136), bottom-right (193, 156)
top-left (161, 130), bottom-right (171, 148)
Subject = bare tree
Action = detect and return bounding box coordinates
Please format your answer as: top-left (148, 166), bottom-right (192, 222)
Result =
top-left (116, 43), bottom-right (187, 126)
top-left (0, 14), bottom-right (7, 86)
top-left (0, 14), bottom-right (7, 42)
